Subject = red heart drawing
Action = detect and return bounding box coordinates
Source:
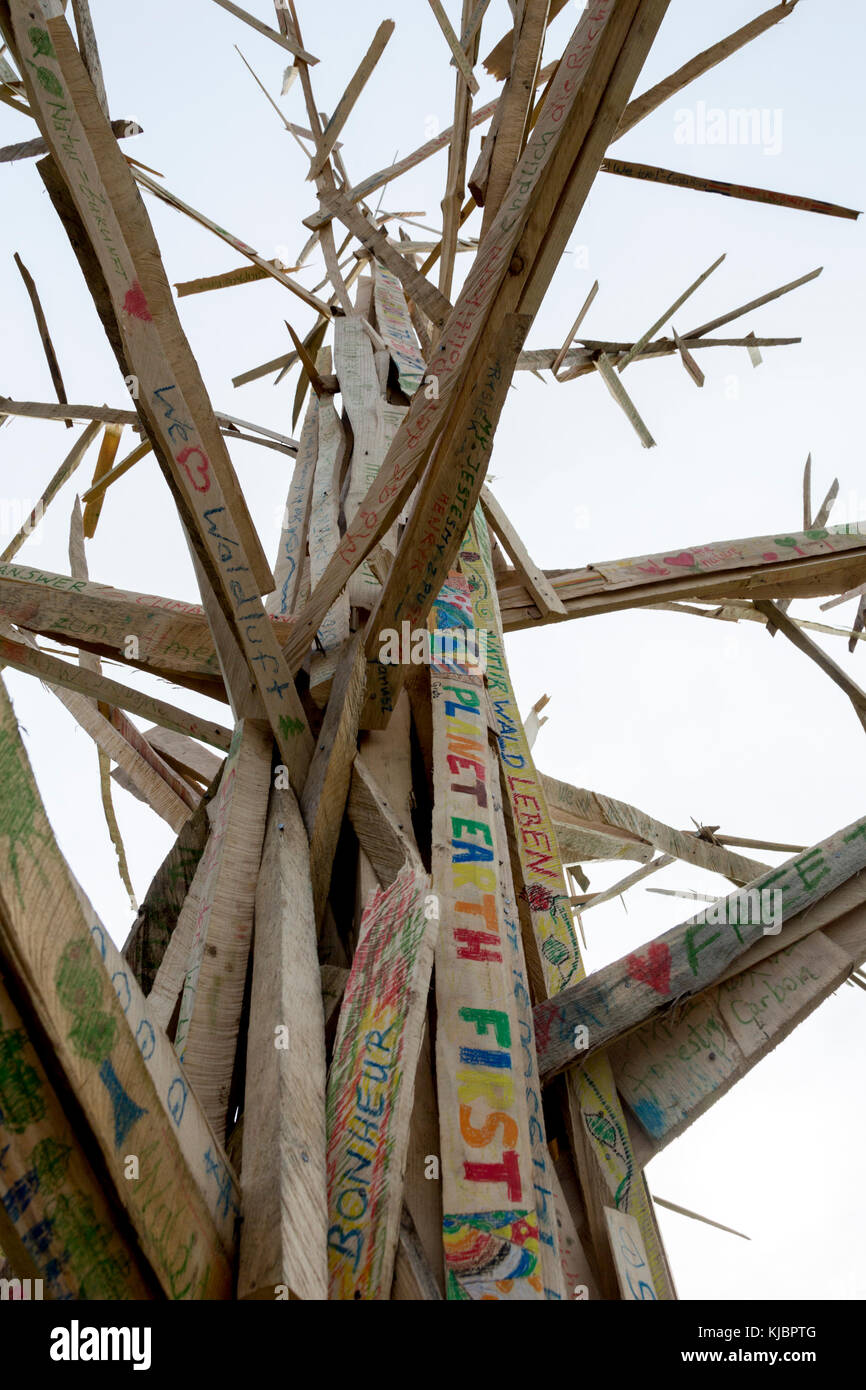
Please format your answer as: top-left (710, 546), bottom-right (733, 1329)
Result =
top-left (663, 551), bottom-right (696, 568)
top-left (123, 281), bottom-right (152, 322)
top-left (627, 943), bottom-right (671, 995)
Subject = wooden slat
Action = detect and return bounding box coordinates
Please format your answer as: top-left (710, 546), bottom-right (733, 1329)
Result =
top-left (431, 665), bottom-right (544, 1299)
top-left (481, 485), bottom-right (567, 619)
top-left (0, 629), bottom-right (232, 750)
top-left (0, 966), bottom-right (156, 1298)
top-left (173, 718), bottom-right (272, 1140)
top-left (360, 313), bottom-right (531, 726)
top-left (534, 812), bottom-right (866, 1082)
top-left (617, 254), bottom-right (725, 373)
top-left (239, 786), bottom-right (328, 1300)
top-left (594, 352), bottom-right (655, 447)
top-left (613, 922), bottom-right (859, 1159)
top-left (4, 7), bottom-right (315, 788)
top-left (0, 675), bottom-right (237, 1298)
top-left (600, 158), bottom-right (860, 222)
top-left (300, 633), bottom-right (367, 924)
top-left (284, 0), bottom-right (653, 671)
top-left (347, 753), bottom-right (424, 888)
top-left (13, 251), bottom-right (71, 426)
top-left (123, 781), bottom-right (218, 994)
top-left (542, 774), bottom-right (768, 885)
top-left (460, 508), bottom-right (675, 1298)
top-left (326, 866), bottom-right (436, 1298)
top-left (613, 1), bottom-right (801, 143)
top-left (333, 318), bottom-right (387, 610)
top-left (210, 0), bottom-right (318, 63)
top-left (307, 20), bottom-right (394, 180)
top-left (754, 598), bottom-right (866, 726)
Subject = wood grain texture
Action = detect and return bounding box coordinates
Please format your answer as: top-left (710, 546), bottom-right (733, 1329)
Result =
top-left (534, 813), bottom-right (866, 1082)
top-left (300, 633), bottom-right (366, 924)
top-left (174, 719), bottom-right (272, 1139)
top-left (5, 5), bottom-right (314, 788)
top-left (0, 675), bottom-right (236, 1297)
top-left (239, 786), bottom-right (328, 1299)
top-left (326, 866), bottom-right (436, 1298)
top-left (0, 966), bottom-right (155, 1299)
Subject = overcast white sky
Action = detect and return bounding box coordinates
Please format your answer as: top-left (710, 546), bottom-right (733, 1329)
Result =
top-left (1, 0), bottom-right (864, 1302)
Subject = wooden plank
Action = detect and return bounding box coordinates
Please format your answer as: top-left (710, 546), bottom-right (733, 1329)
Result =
top-left (754, 598), bottom-right (866, 726)
top-left (361, 313), bottom-right (531, 726)
top-left (612, 927), bottom-right (856, 1155)
top-left (0, 561), bottom-right (230, 697)
top-left (74, 876), bottom-right (242, 1255)
top-left (300, 633), bottom-right (366, 924)
top-left (373, 262), bottom-right (427, 397)
top-left (79, 438), bottom-right (152, 508)
top-left (70, 0), bottom-right (107, 115)
top-left (122, 781), bottom-right (218, 995)
top-left (0, 675), bottom-right (237, 1297)
top-left (427, 0), bottom-right (479, 95)
top-left (0, 116), bottom-right (140, 163)
top-left (315, 190), bottom-right (453, 328)
top-left (600, 158), bottom-right (860, 222)
top-left (459, 508), bottom-right (675, 1299)
top-left (479, 0), bottom-right (550, 232)
top-left (551, 280), bottom-right (599, 378)
top-left (671, 323), bottom-right (704, 387)
top-left (173, 718), bottom-right (272, 1140)
top-left (307, 21), bottom-right (394, 180)
top-left (347, 754), bottom-right (424, 888)
top-left (82, 423), bottom-right (124, 537)
top-left (5, 7), bottom-right (316, 788)
top-left (0, 396), bottom-right (299, 451)
top-left (267, 392), bottom-right (319, 618)
top-left (0, 629), bottom-right (233, 750)
top-left (684, 265), bottom-right (822, 341)
top-left (391, 1206), bottom-right (444, 1300)
top-left (334, 317), bottom-right (389, 611)
top-left (431, 665), bottom-right (544, 1299)
top-left (285, 0), bottom-right (668, 670)
top-left (604, 1207), bottom-right (658, 1300)
top-left (142, 726), bottom-right (223, 788)
top-left (534, 812), bottom-right (866, 1083)
top-left (594, 353), bottom-right (655, 447)
top-left (0, 966), bottom-right (155, 1299)
top-left (429, 571), bottom-right (567, 1296)
top-left (487, 743), bottom-right (567, 1298)
top-left (438, 0), bottom-right (481, 297)
top-left (542, 774), bottom-right (768, 885)
top-left (210, 0), bottom-right (318, 63)
top-left (481, 485), bottom-right (567, 618)
top-left (326, 866), bottom-right (437, 1298)
top-left (617, 254), bottom-right (725, 373)
top-left (239, 786), bottom-right (328, 1300)
top-left (496, 522), bottom-right (866, 632)
top-left (613, 1), bottom-right (802, 143)
top-left (13, 251), bottom-right (71, 425)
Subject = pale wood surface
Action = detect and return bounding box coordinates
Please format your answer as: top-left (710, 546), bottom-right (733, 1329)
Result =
top-left (239, 786), bottom-right (328, 1299)
top-left (0, 674), bottom-right (235, 1297)
top-left (174, 719), bottom-right (273, 1139)
top-left (326, 866), bottom-right (436, 1298)
top-left (535, 812), bottom-right (866, 1081)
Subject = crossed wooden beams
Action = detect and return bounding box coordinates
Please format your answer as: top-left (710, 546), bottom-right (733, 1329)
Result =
top-left (0, 0), bottom-right (863, 1305)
